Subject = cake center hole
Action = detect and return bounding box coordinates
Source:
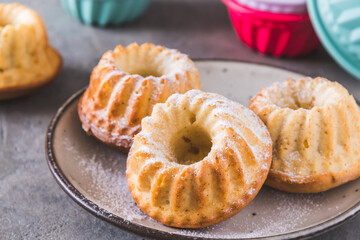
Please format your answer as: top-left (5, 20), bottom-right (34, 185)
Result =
top-left (115, 52), bottom-right (166, 77)
top-left (172, 126), bottom-right (212, 165)
top-left (291, 99), bottom-right (313, 110)
top-left (273, 91), bottom-right (314, 110)
top-left (129, 68), bottom-right (162, 78)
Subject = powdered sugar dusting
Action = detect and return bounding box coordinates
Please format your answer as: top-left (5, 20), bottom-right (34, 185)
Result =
top-left (62, 137), bottom-right (150, 222)
top-left (169, 188), bottom-right (327, 239)
top-left (54, 61), bottom-right (360, 239)
top-left (61, 134), bottom-right (333, 239)
top-left (79, 157), bottom-right (148, 221)
top-left (186, 90), bottom-right (272, 166)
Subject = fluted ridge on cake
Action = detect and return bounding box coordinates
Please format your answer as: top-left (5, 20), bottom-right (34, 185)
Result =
top-left (127, 90), bottom-right (272, 228)
top-left (0, 3), bottom-right (61, 90)
top-left (249, 77), bottom-right (360, 193)
top-left (78, 43), bottom-right (201, 151)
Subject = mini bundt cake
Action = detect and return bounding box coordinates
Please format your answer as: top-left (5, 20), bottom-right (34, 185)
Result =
top-left (78, 43), bottom-right (201, 151)
top-left (249, 77), bottom-right (360, 193)
top-left (0, 3), bottom-right (62, 99)
top-left (127, 90), bottom-right (272, 228)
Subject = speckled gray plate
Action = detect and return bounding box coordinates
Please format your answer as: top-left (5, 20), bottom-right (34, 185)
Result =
top-left (46, 60), bottom-right (360, 240)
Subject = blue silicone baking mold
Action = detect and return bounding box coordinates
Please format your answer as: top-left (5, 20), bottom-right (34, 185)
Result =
top-left (308, 0), bottom-right (360, 80)
top-left (61, 0), bottom-right (151, 27)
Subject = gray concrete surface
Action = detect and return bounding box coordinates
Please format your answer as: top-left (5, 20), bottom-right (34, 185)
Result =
top-left (1, 0), bottom-right (360, 239)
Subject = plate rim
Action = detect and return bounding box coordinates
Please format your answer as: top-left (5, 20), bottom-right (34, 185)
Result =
top-left (45, 59), bottom-right (360, 240)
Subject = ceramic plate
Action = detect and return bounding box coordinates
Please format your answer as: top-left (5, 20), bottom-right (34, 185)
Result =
top-left (46, 60), bottom-right (360, 239)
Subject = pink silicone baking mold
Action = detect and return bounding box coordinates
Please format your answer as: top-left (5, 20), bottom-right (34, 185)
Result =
top-left (236, 0), bottom-right (307, 14)
top-left (223, 0), bottom-right (320, 57)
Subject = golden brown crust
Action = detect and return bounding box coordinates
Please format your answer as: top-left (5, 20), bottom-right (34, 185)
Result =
top-left (78, 43), bottom-right (201, 150)
top-left (126, 90), bottom-right (272, 228)
top-left (0, 4), bottom-right (62, 100)
top-left (249, 77), bottom-right (360, 193)
top-left (78, 94), bottom-right (132, 153)
top-left (266, 167), bottom-right (360, 193)
top-left (0, 47), bottom-right (62, 100)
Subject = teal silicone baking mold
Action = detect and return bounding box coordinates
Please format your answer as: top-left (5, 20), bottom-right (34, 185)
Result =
top-left (61, 0), bottom-right (151, 27)
top-left (307, 0), bottom-right (360, 80)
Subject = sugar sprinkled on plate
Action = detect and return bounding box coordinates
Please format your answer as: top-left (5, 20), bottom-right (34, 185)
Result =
top-left (53, 61), bottom-right (360, 239)
top-left (63, 135), bottom-right (331, 238)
